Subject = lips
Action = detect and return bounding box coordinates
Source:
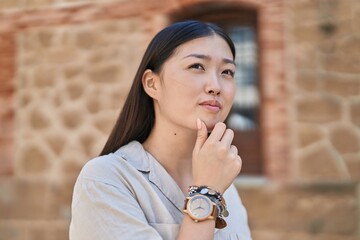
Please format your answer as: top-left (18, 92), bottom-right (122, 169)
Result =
top-left (199, 100), bottom-right (222, 112)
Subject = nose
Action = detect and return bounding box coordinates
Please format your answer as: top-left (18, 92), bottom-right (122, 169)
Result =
top-left (208, 89), bottom-right (220, 95)
top-left (206, 73), bottom-right (221, 96)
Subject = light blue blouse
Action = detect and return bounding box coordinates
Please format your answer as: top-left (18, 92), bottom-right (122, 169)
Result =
top-left (70, 141), bottom-right (252, 240)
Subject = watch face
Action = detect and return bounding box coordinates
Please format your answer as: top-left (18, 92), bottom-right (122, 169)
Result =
top-left (188, 195), bottom-right (212, 220)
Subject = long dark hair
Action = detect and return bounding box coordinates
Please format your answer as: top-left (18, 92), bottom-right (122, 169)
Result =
top-left (100, 20), bottom-right (236, 155)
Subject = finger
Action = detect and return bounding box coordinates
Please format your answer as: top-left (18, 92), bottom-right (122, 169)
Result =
top-left (193, 118), bottom-right (208, 155)
top-left (219, 129), bottom-right (234, 148)
top-left (207, 122), bottom-right (226, 142)
top-left (230, 145), bottom-right (238, 155)
top-left (237, 155), bottom-right (243, 169)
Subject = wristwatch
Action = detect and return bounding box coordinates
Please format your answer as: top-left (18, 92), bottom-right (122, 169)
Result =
top-left (183, 194), bottom-right (218, 222)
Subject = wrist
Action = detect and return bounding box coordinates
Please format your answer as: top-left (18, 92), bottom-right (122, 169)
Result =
top-left (192, 180), bottom-right (224, 195)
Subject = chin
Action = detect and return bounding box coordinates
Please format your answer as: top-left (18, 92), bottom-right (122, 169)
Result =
top-left (203, 120), bottom-right (222, 132)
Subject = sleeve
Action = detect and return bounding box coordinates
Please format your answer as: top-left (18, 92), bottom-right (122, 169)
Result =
top-left (69, 176), bottom-right (164, 240)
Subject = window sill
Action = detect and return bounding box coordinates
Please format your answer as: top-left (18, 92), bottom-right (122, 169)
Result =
top-left (234, 175), bottom-right (269, 189)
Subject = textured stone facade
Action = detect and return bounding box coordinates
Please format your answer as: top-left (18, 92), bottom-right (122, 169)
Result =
top-left (288, 0), bottom-right (360, 184)
top-left (0, 0), bottom-right (359, 239)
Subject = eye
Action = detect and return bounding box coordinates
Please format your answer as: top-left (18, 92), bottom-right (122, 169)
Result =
top-left (222, 69), bottom-right (235, 78)
top-left (189, 63), bottom-right (205, 71)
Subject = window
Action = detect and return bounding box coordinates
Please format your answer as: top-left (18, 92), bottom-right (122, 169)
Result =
top-left (171, 5), bottom-right (262, 174)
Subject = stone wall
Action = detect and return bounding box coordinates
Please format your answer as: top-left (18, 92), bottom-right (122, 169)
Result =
top-left (241, 0), bottom-right (360, 239)
top-left (0, 0), bottom-right (359, 240)
top-left (288, 0), bottom-right (360, 184)
top-left (0, 1), bottom-right (163, 239)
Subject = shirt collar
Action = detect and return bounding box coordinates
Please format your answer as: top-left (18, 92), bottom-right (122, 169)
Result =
top-left (115, 141), bottom-right (150, 172)
top-left (114, 141), bottom-right (185, 212)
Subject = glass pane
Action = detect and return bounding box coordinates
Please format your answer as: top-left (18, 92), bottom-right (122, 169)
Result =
top-left (226, 26), bottom-right (259, 131)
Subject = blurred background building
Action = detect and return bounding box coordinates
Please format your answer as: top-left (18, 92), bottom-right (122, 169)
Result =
top-left (0, 0), bottom-right (359, 239)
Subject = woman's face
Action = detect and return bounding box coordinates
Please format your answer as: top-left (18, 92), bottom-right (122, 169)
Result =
top-left (154, 34), bottom-right (236, 131)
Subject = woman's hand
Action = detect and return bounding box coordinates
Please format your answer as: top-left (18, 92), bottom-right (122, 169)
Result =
top-left (192, 119), bottom-right (242, 194)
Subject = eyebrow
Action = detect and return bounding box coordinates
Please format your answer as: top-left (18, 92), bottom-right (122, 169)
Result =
top-left (183, 54), bottom-right (236, 66)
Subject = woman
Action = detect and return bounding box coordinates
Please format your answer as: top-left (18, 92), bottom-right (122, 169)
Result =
top-left (70, 20), bottom-right (252, 240)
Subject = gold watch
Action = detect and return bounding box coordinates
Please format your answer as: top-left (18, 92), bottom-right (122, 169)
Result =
top-left (183, 194), bottom-right (218, 222)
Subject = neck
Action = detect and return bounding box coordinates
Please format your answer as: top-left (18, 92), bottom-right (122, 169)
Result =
top-left (142, 120), bottom-right (197, 193)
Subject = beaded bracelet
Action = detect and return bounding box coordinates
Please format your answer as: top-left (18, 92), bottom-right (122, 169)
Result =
top-left (188, 185), bottom-right (222, 201)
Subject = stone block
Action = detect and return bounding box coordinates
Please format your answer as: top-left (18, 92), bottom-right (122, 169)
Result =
top-left (294, 24), bottom-right (321, 43)
top-left (297, 143), bottom-right (345, 182)
top-left (66, 81), bottom-right (84, 100)
top-left (17, 143), bottom-right (51, 175)
top-left (64, 65), bottom-right (83, 80)
top-left (344, 155), bottom-right (360, 181)
top-left (0, 179), bottom-right (47, 219)
top-left (318, 19), bottom-right (353, 50)
top-left (239, 183), bottom-right (358, 237)
top-left (284, 186), bottom-right (357, 235)
top-left (322, 36), bottom-right (360, 74)
top-left (60, 106), bottom-right (84, 129)
top-left (18, 31), bottom-right (42, 53)
top-left (89, 64), bottom-right (119, 83)
top-left (29, 107), bottom-right (51, 129)
top-left (37, 29), bottom-right (54, 48)
top-left (239, 187), bottom-right (288, 230)
top-left (288, 0), bottom-right (318, 25)
top-left (293, 43), bottom-right (318, 69)
top-left (46, 177), bottom-right (76, 220)
top-left (93, 113), bottom-right (116, 134)
top-left (49, 224), bottom-right (71, 240)
top-left (330, 125), bottom-right (360, 154)
top-left (0, 224), bottom-right (26, 240)
top-left (85, 92), bottom-right (101, 114)
top-left (46, 47), bottom-right (78, 64)
top-left (45, 131), bottom-right (66, 155)
top-left (26, 0), bottom-right (57, 9)
top-left (88, 47), bottom-right (121, 64)
top-left (61, 159), bottom-right (83, 177)
top-left (297, 124), bottom-right (325, 148)
top-left (0, 139), bottom-right (14, 176)
top-left (24, 221), bottom-right (70, 240)
top-left (350, 100), bottom-right (360, 127)
top-left (79, 132), bottom-right (95, 156)
top-left (0, 0), bottom-right (21, 10)
top-left (354, 7), bottom-right (360, 32)
top-left (295, 71), bottom-right (321, 92)
top-left (75, 29), bottom-right (99, 50)
top-left (296, 95), bottom-right (342, 123)
top-left (33, 66), bottom-right (56, 87)
top-left (27, 228), bottom-right (47, 240)
top-left (333, 0), bottom-right (356, 18)
top-left (322, 74), bottom-right (360, 97)
top-left (252, 230), bottom-right (359, 240)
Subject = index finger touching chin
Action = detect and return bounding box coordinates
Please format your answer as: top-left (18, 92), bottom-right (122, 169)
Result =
top-left (207, 122), bottom-right (227, 142)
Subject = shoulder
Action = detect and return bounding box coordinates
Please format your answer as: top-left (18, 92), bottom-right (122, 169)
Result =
top-left (80, 142), bottom-right (141, 178)
top-left (78, 150), bottom-right (136, 183)
top-left (80, 154), bottom-right (119, 178)
top-left (77, 141), bottom-right (147, 185)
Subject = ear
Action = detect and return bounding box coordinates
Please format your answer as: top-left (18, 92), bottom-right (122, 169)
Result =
top-left (142, 69), bottom-right (160, 100)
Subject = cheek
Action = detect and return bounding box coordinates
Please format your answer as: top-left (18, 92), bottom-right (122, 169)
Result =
top-left (161, 78), bottom-right (196, 103)
top-left (223, 82), bottom-right (236, 102)
top-left (166, 73), bottom-right (203, 95)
